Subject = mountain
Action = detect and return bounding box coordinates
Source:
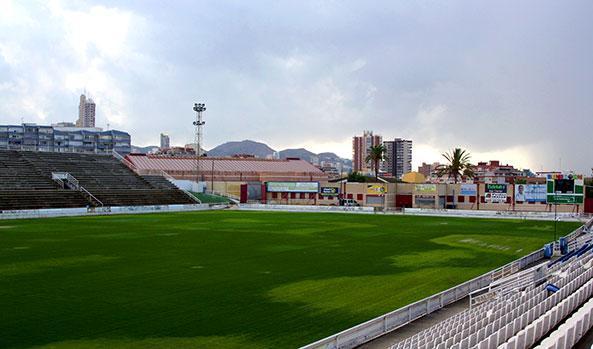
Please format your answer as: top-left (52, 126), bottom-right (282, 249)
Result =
top-left (207, 140), bottom-right (275, 158)
top-left (278, 148), bottom-right (317, 162)
top-left (318, 152), bottom-right (352, 171)
top-left (131, 145), bottom-right (159, 154)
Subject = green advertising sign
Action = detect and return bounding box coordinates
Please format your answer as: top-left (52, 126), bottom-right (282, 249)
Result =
top-left (485, 183), bottom-right (507, 193)
top-left (546, 194), bottom-right (584, 204)
top-left (546, 175), bottom-right (584, 204)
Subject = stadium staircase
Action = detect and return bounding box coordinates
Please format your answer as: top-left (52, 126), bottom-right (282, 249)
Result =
top-left (0, 150), bottom-right (197, 211)
top-left (389, 218), bottom-right (593, 349)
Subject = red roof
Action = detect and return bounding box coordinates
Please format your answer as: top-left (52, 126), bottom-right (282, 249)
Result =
top-left (126, 154), bottom-right (325, 175)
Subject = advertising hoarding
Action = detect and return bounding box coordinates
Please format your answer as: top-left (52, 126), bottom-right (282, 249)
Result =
top-left (484, 184), bottom-right (507, 203)
top-left (546, 174), bottom-right (584, 204)
top-left (266, 182), bottom-right (319, 193)
top-left (485, 192), bottom-right (507, 203)
top-left (367, 184), bottom-right (386, 195)
top-left (320, 187), bottom-right (339, 196)
top-left (460, 184), bottom-right (477, 196)
top-left (485, 184), bottom-right (507, 193)
top-left (514, 184), bottom-right (546, 203)
top-left (414, 184), bottom-right (437, 194)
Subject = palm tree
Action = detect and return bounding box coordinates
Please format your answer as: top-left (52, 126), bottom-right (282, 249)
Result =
top-left (365, 144), bottom-right (387, 179)
top-left (436, 148), bottom-right (474, 183)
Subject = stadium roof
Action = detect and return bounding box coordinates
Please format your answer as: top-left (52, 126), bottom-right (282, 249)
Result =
top-left (125, 154), bottom-right (328, 182)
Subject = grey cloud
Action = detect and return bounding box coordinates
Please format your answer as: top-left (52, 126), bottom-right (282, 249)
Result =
top-left (1, 0), bottom-right (592, 172)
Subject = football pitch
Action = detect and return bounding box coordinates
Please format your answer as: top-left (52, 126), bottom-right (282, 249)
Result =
top-left (0, 210), bottom-right (581, 349)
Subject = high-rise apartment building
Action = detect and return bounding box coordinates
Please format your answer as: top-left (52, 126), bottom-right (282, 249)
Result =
top-left (382, 138), bottom-right (413, 179)
top-left (76, 94), bottom-right (96, 128)
top-left (352, 131), bottom-right (382, 174)
top-left (418, 162), bottom-right (440, 178)
top-left (160, 133), bottom-right (170, 149)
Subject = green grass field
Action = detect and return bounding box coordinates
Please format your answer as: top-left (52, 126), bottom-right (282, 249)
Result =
top-left (0, 211), bottom-right (581, 349)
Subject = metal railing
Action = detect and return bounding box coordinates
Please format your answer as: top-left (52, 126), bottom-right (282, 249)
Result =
top-left (111, 149), bottom-right (137, 170)
top-left (80, 185), bottom-right (104, 207)
top-left (157, 169), bottom-right (202, 204)
top-left (209, 190), bottom-right (240, 204)
top-left (299, 218), bottom-right (592, 349)
top-left (52, 172), bottom-right (79, 190)
top-left (51, 171), bottom-right (103, 207)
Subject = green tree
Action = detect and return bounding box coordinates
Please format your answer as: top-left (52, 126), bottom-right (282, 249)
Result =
top-left (365, 144), bottom-right (387, 179)
top-left (436, 148), bottom-right (475, 183)
top-left (347, 171), bottom-right (366, 182)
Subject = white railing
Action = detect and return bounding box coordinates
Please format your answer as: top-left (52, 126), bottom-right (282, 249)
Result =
top-left (469, 260), bottom-right (547, 308)
top-left (111, 149), bottom-right (137, 170)
top-left (239, 204), bottom-right (375, 214)
top-left (51, 171), bottom-right (102, 207)
top-left (52, 171), bottom-right (79, 190)
top-left (0, 203), bottom-right (221, 220)
top-left (157, 169), bottom-right (202, 204)
top-left (402, 207), bottom-right (585, 221)
top-left (210, 190), bottom-right (240, 204)
top-left (79, 185), bottom-right (103, 207)
top-left (299, 218), bottom-right (592, 349)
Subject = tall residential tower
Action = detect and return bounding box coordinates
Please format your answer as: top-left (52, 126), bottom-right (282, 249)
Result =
top-left (382, 138), bottom-right (413, 179)
top-left (352, 131), bottom-right (382, 174)
top-left (76, 94), bottom-right (96, 128)
top-left (160, 133), bottom-right (170, 149)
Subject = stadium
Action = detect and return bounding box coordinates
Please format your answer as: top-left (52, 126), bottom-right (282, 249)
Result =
top-left (1, 149), bottom-right (593, 349)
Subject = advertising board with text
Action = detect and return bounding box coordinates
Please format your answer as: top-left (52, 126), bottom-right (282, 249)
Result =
top-left (485, 184), bottom-right (507, 203)
top-left (460, 184), bottom-right (477, 196)
top-left (266, 182), bottom-right (319, 193)
top-left (320, 187), bottom-right (339, 196)
top-left (414, 184), bottom-right (437, 194)
top-left (546, 174), bottom-right (584, 204)
top-left (514, 184), bottom-right (546, 203)
top-left (367, 184), bottom-right (386, 195)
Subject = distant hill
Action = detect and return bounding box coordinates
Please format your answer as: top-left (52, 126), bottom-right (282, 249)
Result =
top-left (278, 148), bottom-right (316, 162)
top-left (204, 139), bottom-right (351, 171)
top-left (133, 140), bottom-right (351, 170)
top-left (131, 145), bottom-right (159, 154)
top-left (207, 140), bottom-right (275, 158)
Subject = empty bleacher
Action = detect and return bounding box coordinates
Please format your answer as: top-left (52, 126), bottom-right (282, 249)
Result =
top-left (389, 223), bottom-right (593, 349)
top-left (0, 150), bottom-right (196, 210)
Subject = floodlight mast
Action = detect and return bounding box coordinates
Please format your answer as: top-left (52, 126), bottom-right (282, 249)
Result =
top-left (193, 103), bottom-right (206, 186)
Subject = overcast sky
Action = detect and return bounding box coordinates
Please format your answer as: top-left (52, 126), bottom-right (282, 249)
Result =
top-left (1, 0), bottom-right (592, 173)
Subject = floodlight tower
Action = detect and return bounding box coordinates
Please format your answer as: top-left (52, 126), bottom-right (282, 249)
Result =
top-left (193, 102), bottom-right (206, 184)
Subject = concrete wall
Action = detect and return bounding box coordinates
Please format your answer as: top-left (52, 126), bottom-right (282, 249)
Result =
top-left (205, 180), bottom-right (585, 213)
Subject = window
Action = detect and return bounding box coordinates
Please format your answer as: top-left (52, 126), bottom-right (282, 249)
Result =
top-left (458, 196), bottom-right (465, 203)
top-left (271, 192), bottom-right (278, 199)
top-left (347, 193), bottom-right (353, 199)
top-left (290, 193), bottom-right (296, 199)
top-left (357, 194), bottom-right (363, 201)
top-left (299, 193), bottom-right (306, 199)
top-left (366, 196), bottom-right (384, 205)
top-left (309, 193), bottom-right (315, 199)
top-left (469, 196), bottom-right (476, 203)
top-left (319, 194), bottom-right (324, 200)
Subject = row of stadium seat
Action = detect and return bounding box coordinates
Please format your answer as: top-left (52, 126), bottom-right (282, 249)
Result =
top-left (391, 229), bottom-right (593, 349)
top-left (0, 150), bottom-right (196, 210)
top-left (0, 189), bottom-right (91, 211)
